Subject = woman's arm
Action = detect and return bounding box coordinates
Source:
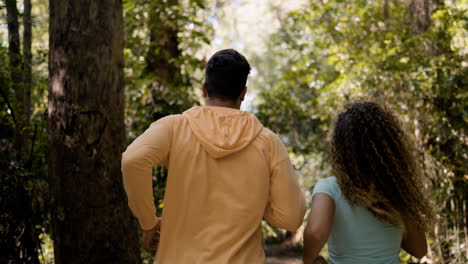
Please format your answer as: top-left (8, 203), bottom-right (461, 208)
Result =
top-left (401, 219), bottom-right (427, 258)
top-left (303, 193), bottom-right (335, 264)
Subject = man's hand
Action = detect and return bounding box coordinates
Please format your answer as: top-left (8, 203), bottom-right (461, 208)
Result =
top-left (143, 218), bottom-right (161, 251)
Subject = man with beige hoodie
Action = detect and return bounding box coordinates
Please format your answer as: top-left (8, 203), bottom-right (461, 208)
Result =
top-left (121, 49), bottom-right (306, 263)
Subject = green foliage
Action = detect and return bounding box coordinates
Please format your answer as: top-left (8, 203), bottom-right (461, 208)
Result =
top-left (256, 0), bottom-right (467, 262)
top-left (123, 0), bottom-right (213, 139)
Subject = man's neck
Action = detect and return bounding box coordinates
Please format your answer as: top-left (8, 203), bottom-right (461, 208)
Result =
top-left (205, 97), bottom-right (241, 109)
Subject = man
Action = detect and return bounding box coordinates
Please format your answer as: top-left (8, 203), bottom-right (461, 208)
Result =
top-left (122, 49), bottom-right (306, 263)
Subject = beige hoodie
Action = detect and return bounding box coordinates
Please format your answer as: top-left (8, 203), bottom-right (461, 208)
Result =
top-left (122, 106), bottom-right (306, 264)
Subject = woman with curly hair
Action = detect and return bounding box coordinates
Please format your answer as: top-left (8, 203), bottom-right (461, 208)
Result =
top-left (303, 101), bottom-right (434, 264)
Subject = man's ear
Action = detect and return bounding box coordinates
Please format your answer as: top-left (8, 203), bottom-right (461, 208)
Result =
top-left (240, 87), bottom-right (247, 101)
top-left (202, 83), bottom-right (208, 98)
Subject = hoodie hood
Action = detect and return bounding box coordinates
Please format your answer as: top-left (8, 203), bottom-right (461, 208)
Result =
top-left (183, 106), bottom-right (264, 159)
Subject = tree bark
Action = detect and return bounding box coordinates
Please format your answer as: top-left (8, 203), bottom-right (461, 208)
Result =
top-left (145, 0), bottom-right (180, 80)
top-left (145, 0), bottom-right (181, 122)
top-left (384, 0), bottom-right (389, 20)
top-left (48, 1), bottom-right (141, 263)
top-left (409, 0), bottom-right (433, 32)
top-left (23, 0), bottom-right (32, 130)
top-left (4, 0), bottom-right (24, 161)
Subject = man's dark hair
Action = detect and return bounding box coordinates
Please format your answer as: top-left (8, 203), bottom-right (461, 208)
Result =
top-left (205, 49), bottom-right (251, 101)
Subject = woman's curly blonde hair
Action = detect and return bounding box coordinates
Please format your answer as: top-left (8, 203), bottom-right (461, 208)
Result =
top-left (330, 101), bottom-right (434, 231)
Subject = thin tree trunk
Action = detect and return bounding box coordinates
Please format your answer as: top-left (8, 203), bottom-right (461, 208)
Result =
top-left (4, 0), bottom-right (24, 161)
top-left (145, 0), bottom-right (180, 121)
top-left (146, 0), bottom-right (180, 79)
top-left (3, 1), bottom-right (40, 263)
top-left (384, 0), bottom-right (389, 20)
top-left (409, 0), bottom-right (432, 32)
top-left (463, 200), bottom-right (468, 261)
top-left (434, 223), bottom-right (445, 264)
top-left (23, 0), bottom-right (32, 131)
top-left (48, 1), bottom-right (141, 263)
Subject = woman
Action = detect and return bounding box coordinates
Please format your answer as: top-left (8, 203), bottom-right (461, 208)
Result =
top-left (303, 101), bottom-right (434, 264)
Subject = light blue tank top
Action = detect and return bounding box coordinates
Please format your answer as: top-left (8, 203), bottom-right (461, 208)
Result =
top-left (312, 176), bottom-right (402, 264)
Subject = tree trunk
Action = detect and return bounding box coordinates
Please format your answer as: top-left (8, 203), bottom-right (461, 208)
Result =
top-left (2, 1), bottom-right (40, 263)
top-left (145, 0), bottom-right (181, 122)
top-left (23, 0), bottom-right (32, 130)
top-left (4, 0), bottom-right (24, 161)
top-left (48, 1), bottom-right (141, 263)
top-left (384, 0), bottom-right (389, 20)
top-left (146, 0), bottom-right (180, 80)
top-left (409, 0), bottom-right (433, 32)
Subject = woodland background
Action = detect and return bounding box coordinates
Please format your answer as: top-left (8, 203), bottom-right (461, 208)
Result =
top-left (0, 0), bottom-right (466, 263)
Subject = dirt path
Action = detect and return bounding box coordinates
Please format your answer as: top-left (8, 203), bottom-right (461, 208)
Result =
top-left (265, 244), bottom-right (302, 264)
top-left (266, 256), bottom-right (302, 264)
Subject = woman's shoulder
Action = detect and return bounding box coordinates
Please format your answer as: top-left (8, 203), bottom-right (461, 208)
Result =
top-left (317, 176), bottom-right (339, 188)
top-left (312, 176), bottom-right (341, 201)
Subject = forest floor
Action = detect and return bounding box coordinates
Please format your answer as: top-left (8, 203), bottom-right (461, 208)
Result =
top-left (265, 244), bottom-right (302, 264)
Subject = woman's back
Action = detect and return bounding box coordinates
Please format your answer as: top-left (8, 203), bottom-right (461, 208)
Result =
top-left (303, 102), bottom-right (432, 264)
top-left (313, 176), bottom-right (402, 264)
